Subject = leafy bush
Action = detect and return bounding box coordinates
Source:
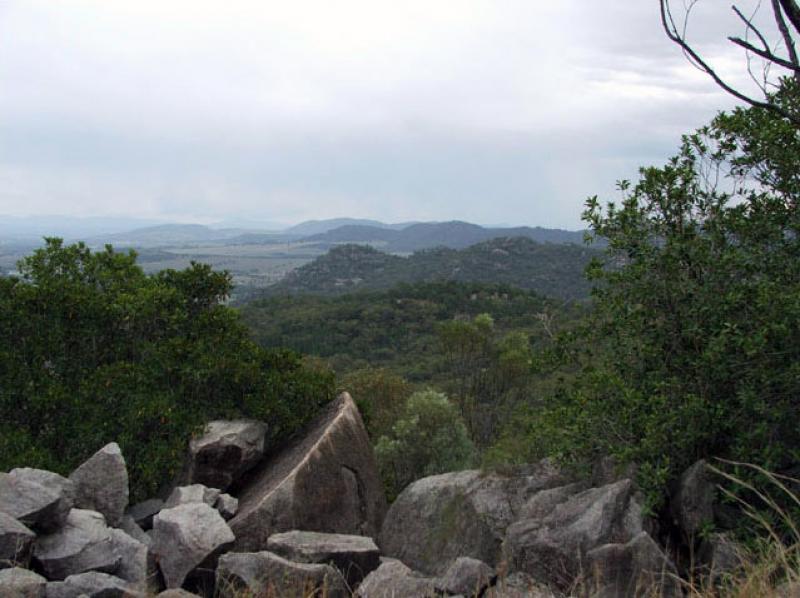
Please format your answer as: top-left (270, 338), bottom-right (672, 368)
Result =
top-left (375, 389), bottom-right (475, 500)
top-left (0, 239), bottom-right (335, 499)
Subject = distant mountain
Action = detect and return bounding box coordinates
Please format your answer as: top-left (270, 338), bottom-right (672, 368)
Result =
top-left (264, 236), bottom-right (598, 301)
top-left (0, 215), bottom-right (169, 242)
top-left (85, 223), bottom-right (252, 247)
top-left (284, 218), bottom-right (416, 236)
top-left (303, 220), bottom-right (589, 253)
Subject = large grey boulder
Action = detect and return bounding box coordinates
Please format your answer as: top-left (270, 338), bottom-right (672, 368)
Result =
top-left (380, 460), bottom-right (571, 575)
top-left (117, 516), bottom-right (150, 548)
top-left (34, 509), bottom-right (119, 581)
top-left (698, 532), bottom-right (743, 585)
top-left (671, 459), bottom-right (716, 538)
top-left (151, 503), bottom-right (234, 589)
top-left (108, 529), bottom-right (148, 586)
top-left (215, 551), bottom-right (348, 598)
top-left (125, 499), bottom-right (162, 531)
top-left (229, 393), bottom-right (387, 551)
top-left (0, 567), bottom-right (47, 597)
top-left (267, 530), bottom-right (380, 587)
top-left (184, 420), bottom-right (267, 492)
top-left (503, 479), bottom-right (643, 590)
top-left (434, 556), bottom-right (495, 596)
top-left (584, 532), bottom-right (680, 598)
top-left (156, 590), bottom-right (201, 598)
top-left (69, 444), bottom-right (129, 528)
top-left (1, 512), bottom-right (36, 568)
top-left (0, 469), bottom-right (75, 534)
top-left (484, 572), bottom-right (556, 598)
top-left (45, 571), bottom-right (142, 597)
top-left (355, 558), bottom-right (438, 598)
top-left (163, 485), bottom-right (220, 510)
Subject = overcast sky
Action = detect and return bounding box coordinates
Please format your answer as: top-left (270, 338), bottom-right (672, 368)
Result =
top-left (0, 1), bottom-right (774, 228)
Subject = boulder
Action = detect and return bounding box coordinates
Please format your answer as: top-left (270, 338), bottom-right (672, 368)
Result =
top-left (434, 556), bottom-right (494, 596)
top-left (229, 393), bottom-right (387, 551)
top-left (485, 572), bottom-right (556, 598)
top-left (0, 567), bottom-right (47, 597)
top-left (151, 503), bottom-right (234, 589)
top-left (156, 591), bottom-right (201, 598)
top-left (267, 530), bottom-right (380, 587)
top-left (380, 461), bottom-right (571, 575)
top-left (34, 509), bottom-right (119, 581)
top-left (69, 443), bottom-right (129, 528)
top-left (1, 512), bottom-right (36, 568)
top-left (163, 485), bottom-right (220, 510)
top-left (503, 479), bottom-right (643, 590)
top-left (45, 571), bottom-right (142, 597)
top-left (117, 516), bottom-right (150, 548)
top-left (215, 551), bottom-right (348, 598)
top-left (0, 469), bottom-right (75, 533)
top-left (355, 558), bottom-right (438, 598)
top-left (671, 460), bottom-right (715, 538)
top-left (214, 494), bottom-right (237, 521)
top-left (108, 529), bottom-right (148, 585)
top-left (584, 532), bottom-right (680, 598)
top-left (126, 499), bottom-right (162, 531)
top-left (697, 532), bottom-right (743, 584)
top-left (184, 420), bottom-right (267, 491)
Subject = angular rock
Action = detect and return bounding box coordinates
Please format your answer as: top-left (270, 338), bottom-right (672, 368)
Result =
top-left (117, 516), bottom-right (150, 548)
top-left (126, 499), bottom-right (162, 532)
top-left (0, 567), bottom-right (47, 597)
top-left (503, 479), bottom-right (643, 590)
top-left (34, 509), bottom-right (119, 581)
top-left (485, 572), bottom-right (556, 598)
top-left (267, 530), bottom-right (380, 587)
top-left (380, 460), bottom-right (571, 575)
top-left (434, 557), bottom-right (494, 596)
top-left (109, 529), bottom-right (147, 585)
top-left (215, 551), bottom-right (347, 598)
top-left (584, 532), bottom-right (680, 598)
top-left (185, 420), bottom-right (267, 491)
top-left (671, 459), bottom-right (715, 538)
top-left (156, 590), bottom-right (201, 598)
top-left (69, 443), bottom-right (129, 528)
top-left (1, 512), bottom-right (36, 568)
top-left (355, 558), bottom-right (438, 598)
top-left (0, 469), bottom-right (75, 534)
top-left (698, 532), bottom-right (743, 584)
top-left (151, 503), bottom-right (234, 589)
top-left (45, 571), bottom-right (142, 598)
top-left (213, 494), bottom-right (237, 521)
top-left (163, 485), bottom-right (220, 510)
top-left (229, 393), bottom-right (387, 551)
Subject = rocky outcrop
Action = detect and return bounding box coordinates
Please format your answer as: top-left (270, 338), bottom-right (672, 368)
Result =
top-left (45, 571), bottom-right (142, 598)
top-left (151, 503), bottom-right (234, 589)
top-left (69, 443), bottom-right (129, 528)
top-left (163, 485), bottom-right (220, 510)
top-left (379, 461), bottom-right (570, 575)
top-left (229, 393), bottom-right (387, 551)
top-left (584, 532), bottom-right (680, 597)
top-left (126, 499), bottom-right (162, 531)
top-left (266, 530), bottom-right (380, 586)
top-left (184, 420), bottom-right (267, 492)
top-left (485, 572), bottom-right (556, 598)
top-left (671, 460), bottom-right (716, 538)
top-left (0, 566), bottom-right (47, 597)
top-left (355, 558), bottom-right (438, 598)
top-left (33, 509), bottom-right (119, 581)
top-left (1, 512), bottom-right (36, 569)
top-left (503, 479), bottom-right (644, 590)
top-left (0, 469), bottom-right (75, 534)
top-left (215, 551), bottom-right (348, 598)
top-left (435, 556), bottom-right (495, 596)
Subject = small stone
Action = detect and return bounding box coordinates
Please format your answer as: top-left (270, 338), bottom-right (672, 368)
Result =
top-left (213, 494), bottom-right (238, 521)
top-left (163, 485), bottom-right (220, 510)
top-left (126, 499), bottom-right (162, 531)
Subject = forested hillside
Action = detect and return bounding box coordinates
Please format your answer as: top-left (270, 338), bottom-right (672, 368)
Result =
top-left (262, 236), bottom-right (598, 301)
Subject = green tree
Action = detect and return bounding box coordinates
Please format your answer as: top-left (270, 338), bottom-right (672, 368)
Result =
top-left (375, 389), bottom-right (475, 500)
top-left (0, 239), bottom-right (334, 499)
top-left (529, 81), bottom-right (800, 508)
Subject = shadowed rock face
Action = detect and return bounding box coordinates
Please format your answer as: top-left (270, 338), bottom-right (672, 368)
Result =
top-left (69, 443), bottom-right (129, 528)
top-left (229, 393), bottom-right (387, 552)
top-left (0, 469), bottom-right (75, 534)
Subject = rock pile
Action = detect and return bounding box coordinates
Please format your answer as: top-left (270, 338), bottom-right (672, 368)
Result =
top-left (0, 390), bottom-right (729, 597)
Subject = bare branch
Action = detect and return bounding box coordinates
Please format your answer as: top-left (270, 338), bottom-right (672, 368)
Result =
top-left (772, 0), bottom-right (800, 80)
top-left (729, 35), bottom-right (800, 69)
top-left (732, 4), bottom-right (772, 51)
top-left (777, 0), bottom-right (800, 34)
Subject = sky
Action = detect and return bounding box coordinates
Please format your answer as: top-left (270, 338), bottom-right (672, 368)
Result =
top-left (0, 1), bottom-right (779, 229)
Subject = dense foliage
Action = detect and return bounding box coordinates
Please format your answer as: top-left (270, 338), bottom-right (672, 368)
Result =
top-left (0, 239), bottom-right (335, 500)
top-left (511, 81), bottom-right (800, 509)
